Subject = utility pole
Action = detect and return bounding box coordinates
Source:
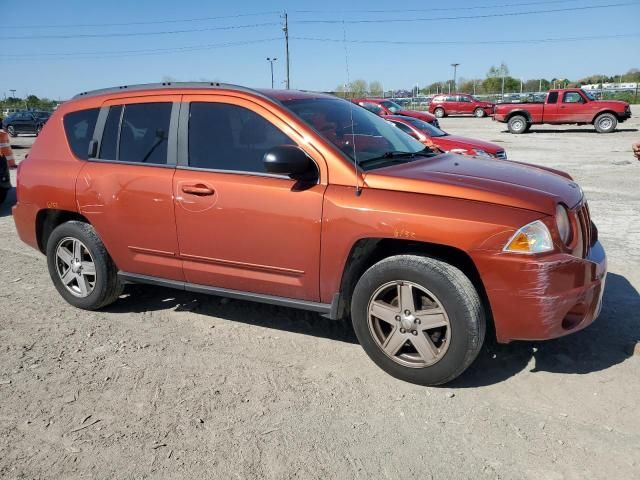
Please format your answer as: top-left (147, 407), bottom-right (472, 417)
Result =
top-left (451, 63), bottom-right (460, 91)
top-left (266, 57), bottom-right (277, 89)
top-left (282, 12), bottom-right (290, 89)
top-left (9, 89), bottom-right (16, 99)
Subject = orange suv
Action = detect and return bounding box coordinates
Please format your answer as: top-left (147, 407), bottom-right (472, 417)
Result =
top-left (13, 83), bottom-right (607, 385)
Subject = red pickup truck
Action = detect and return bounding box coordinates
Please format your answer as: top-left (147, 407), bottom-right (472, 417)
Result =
top-left (493, 88), bottom-right (631, 134)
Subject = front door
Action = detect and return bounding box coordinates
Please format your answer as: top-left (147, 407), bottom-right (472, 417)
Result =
top-left (173, 96), bottom-right (326, 301)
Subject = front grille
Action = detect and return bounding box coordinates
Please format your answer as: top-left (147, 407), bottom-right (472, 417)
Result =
top-left (573, 202), bottom-right (593, 258)
top-left (495, 150), bottom-right (507, 160)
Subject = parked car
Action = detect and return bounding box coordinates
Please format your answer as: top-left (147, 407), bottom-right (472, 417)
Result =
top-left (493, 88), bottom-right (632, 134)
top-left (0, 154), bottom-right (10, 204)
top-left (428, 94), bottom-right (494, 118)
top-left (13, 83), bottom-right (606, 386)
top-left (385, 115), bottom-right (507, 159)
top-left (351, 98), bottom-right (440, 127)
top-left (2, 110), bottom-right (50, 137)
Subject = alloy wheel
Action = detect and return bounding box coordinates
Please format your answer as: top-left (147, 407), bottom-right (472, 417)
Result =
top-left (367, 280), bottom-right (451, 368)
top-left (55, 237), bottom-right (97, 298)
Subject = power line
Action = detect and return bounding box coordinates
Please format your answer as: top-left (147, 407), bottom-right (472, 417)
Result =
top-left (0, 38), bottom-right (282, 61)
top-left (3, 11), bottom-right (281, 29)
top-left (292, 0), bottom-right (587, 13)
top-left (291, 32), bottom-right (640, 46)
top-left (0, 22), bottom-right (280, 40)
top-left (296, 2), bottom-right (636, 24)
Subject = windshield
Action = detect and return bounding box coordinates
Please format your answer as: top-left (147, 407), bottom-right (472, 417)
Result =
top-left (33, 112), bottom-right (50, 119)
top-left (380, 100), bottom-right (403, 113)
top-left (281, 97), bottom-right (431, 170)
top-left (581, 89), bottom-right (595, 101)
top-left (400, 117), bottom-right (447, 137)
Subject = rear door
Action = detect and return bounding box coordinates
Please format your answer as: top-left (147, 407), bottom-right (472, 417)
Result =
top-left (172, 95), bottom-right (326, 301)
top-left (541, 91), bottom-right (560, 123)
top-left (75, 95), bottom-right (183, 281)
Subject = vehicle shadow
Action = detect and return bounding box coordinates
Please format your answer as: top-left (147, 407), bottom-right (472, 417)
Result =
top-left (105, 283), bottom-right (359, 345)
top-left (0, 187), bottom-right (16, 218)
top-left (104, 272), bottom-right (638, 386)
top-left (451, 272), bottom-right (640, 388)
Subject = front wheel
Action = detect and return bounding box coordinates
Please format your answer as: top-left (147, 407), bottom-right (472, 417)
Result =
top-left (507, 115), bottom-right (528, 134)
top-left (351, 255), bottom-right (485, 386)
top-left (474, 108), bottom-right (486, 118)
top-left (594, 113), bottom-right (617, 133)
top-left (6, 125), bottom-right (17, 137)
top-left (46, 221), bottom-right (123, 310)
top-left (434, 107), bottom-right (445, 118)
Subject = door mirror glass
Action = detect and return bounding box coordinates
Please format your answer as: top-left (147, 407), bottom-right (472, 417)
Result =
top-left (263, 145), bottom-right (314, 179)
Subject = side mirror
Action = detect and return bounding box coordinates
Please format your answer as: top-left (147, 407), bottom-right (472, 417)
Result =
top-left (263, 145), bottom-right (315, 180)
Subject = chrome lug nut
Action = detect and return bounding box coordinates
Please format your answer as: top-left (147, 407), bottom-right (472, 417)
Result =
top-left (399, 328), bottom-right (406, 334)
top-left (395, 315), bottom-right (401, 321)
top-left (411, 330), bottom-right (418, 335)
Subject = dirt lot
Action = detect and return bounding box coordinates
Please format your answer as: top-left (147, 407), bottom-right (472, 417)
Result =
top-left (1, 112), bottom-right (639, 479)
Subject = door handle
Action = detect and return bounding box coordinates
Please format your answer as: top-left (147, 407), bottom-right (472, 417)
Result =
top-left (181, 184), bottom-right (215, 196)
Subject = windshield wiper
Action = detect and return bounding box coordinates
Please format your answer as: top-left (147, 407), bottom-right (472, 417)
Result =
top-left (359, 148), bottom-right (437, 167)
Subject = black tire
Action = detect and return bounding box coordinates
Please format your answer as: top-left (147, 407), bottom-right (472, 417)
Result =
top-left (473, 108), bottom-right (486, 118)
top-left (7, 125), bottom-right (17, 137)
top-left (46, 221), bottom-right (123, 310)
top-left (434, 107), bottom-right (446, 118)
top-left (593, 113), bottom-right (617, 133)
top-left (0, 188), bottom-right (7, 204)
top-left (507, 115), bottom-right (528, 134)
top-left (351, 255), bottom-right (485, 386)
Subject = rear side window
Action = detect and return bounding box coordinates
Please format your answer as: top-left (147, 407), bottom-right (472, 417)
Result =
top-left (98, 102), bottom-right (171, 164)
top-left (188, 102), bottom-right (294, 173)
top-left (63, 108), bottom-right (99, 159)
top-left (547, 92), bottom-right (558, 104)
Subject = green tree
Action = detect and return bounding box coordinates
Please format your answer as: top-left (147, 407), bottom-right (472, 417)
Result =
top-left (369, 80), bottom-right (383, 97)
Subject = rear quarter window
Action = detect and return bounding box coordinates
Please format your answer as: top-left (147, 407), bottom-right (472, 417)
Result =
top-left (63, 108), bottom-right (99, 160)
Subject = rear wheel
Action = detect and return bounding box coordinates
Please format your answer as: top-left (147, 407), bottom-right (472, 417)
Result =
top-left (351, 255), bottom-right (485, 386)
top-left (434, 107), bottom-right (446, 118)
top-left (594, 113), bottom-right (617, 133)
top-left (6, 125), bottom-right (17, 137)
top-left (507, 115), bottom-right (528, 134)
top-left (46, 221), bottom-right (123, 310)
top-left (473, 108), bottom-right (486, 118)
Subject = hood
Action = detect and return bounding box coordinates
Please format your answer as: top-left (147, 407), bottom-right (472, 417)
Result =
top-left (363, 153), bottom-right (583, 215)
top-left (430, 134), bottom-right (502, 155)
top-left (398, 109), bottom-right (437, 122)
top-left (593, 99), bottom-right (629, 108)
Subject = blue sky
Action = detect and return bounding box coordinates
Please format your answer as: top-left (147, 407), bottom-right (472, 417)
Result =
top-left (1, 0), bottom-right (639, 99)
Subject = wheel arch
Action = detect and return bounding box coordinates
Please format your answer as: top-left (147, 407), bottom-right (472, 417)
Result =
top-left (505, 110), bottom-right (531, 123)
top-left (591, 109), bottom-right (618, 124)
top-left (333, 237), bottom-right (493, 332)
top-left (35, 208), bottom-right (91, 253)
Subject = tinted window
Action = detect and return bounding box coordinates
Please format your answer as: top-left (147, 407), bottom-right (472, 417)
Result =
top-left (118, 103), bottom-right (171, 164)
top-left (359, 102), bottom-right (382, 114)
top-left (446, 96), bottom-right (457, 102)
top-left (63, 108), bottom-right (99, 160)
top-left (99, 105), bottom-right (122, 160)
top-left (188, 102), bottom-right (294, 173)
top-left (547, 92), bottom-right (558, 104)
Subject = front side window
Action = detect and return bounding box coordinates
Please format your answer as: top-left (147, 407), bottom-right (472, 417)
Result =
top-left (563, 92), bottom-right (583, 104)
top-left (188, 102), bottom-right (294, 173)
top-left (63, 108), bottom-right (99, 160)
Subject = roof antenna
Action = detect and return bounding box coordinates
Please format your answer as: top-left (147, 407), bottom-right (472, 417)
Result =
top-left (341, 20), bottom-right (361, 196)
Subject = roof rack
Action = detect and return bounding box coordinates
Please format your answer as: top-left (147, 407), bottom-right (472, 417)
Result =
top-left (72, 82), bottom-right (262, 100)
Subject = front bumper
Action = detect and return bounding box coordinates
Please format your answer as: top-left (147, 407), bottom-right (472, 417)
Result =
top-left (473, 240), bottom-right (607, 343)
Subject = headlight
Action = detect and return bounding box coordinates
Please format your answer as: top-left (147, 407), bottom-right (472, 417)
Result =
top-left (503, 220), bottom-right (554, 254)
top-left (555, 204), bottom-right (571, 244)
top-left (471, 149), bottom-right (491, 158)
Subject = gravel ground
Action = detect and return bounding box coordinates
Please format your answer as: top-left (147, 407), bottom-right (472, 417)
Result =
top-left (1, 111), bottom-right (639, 479)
